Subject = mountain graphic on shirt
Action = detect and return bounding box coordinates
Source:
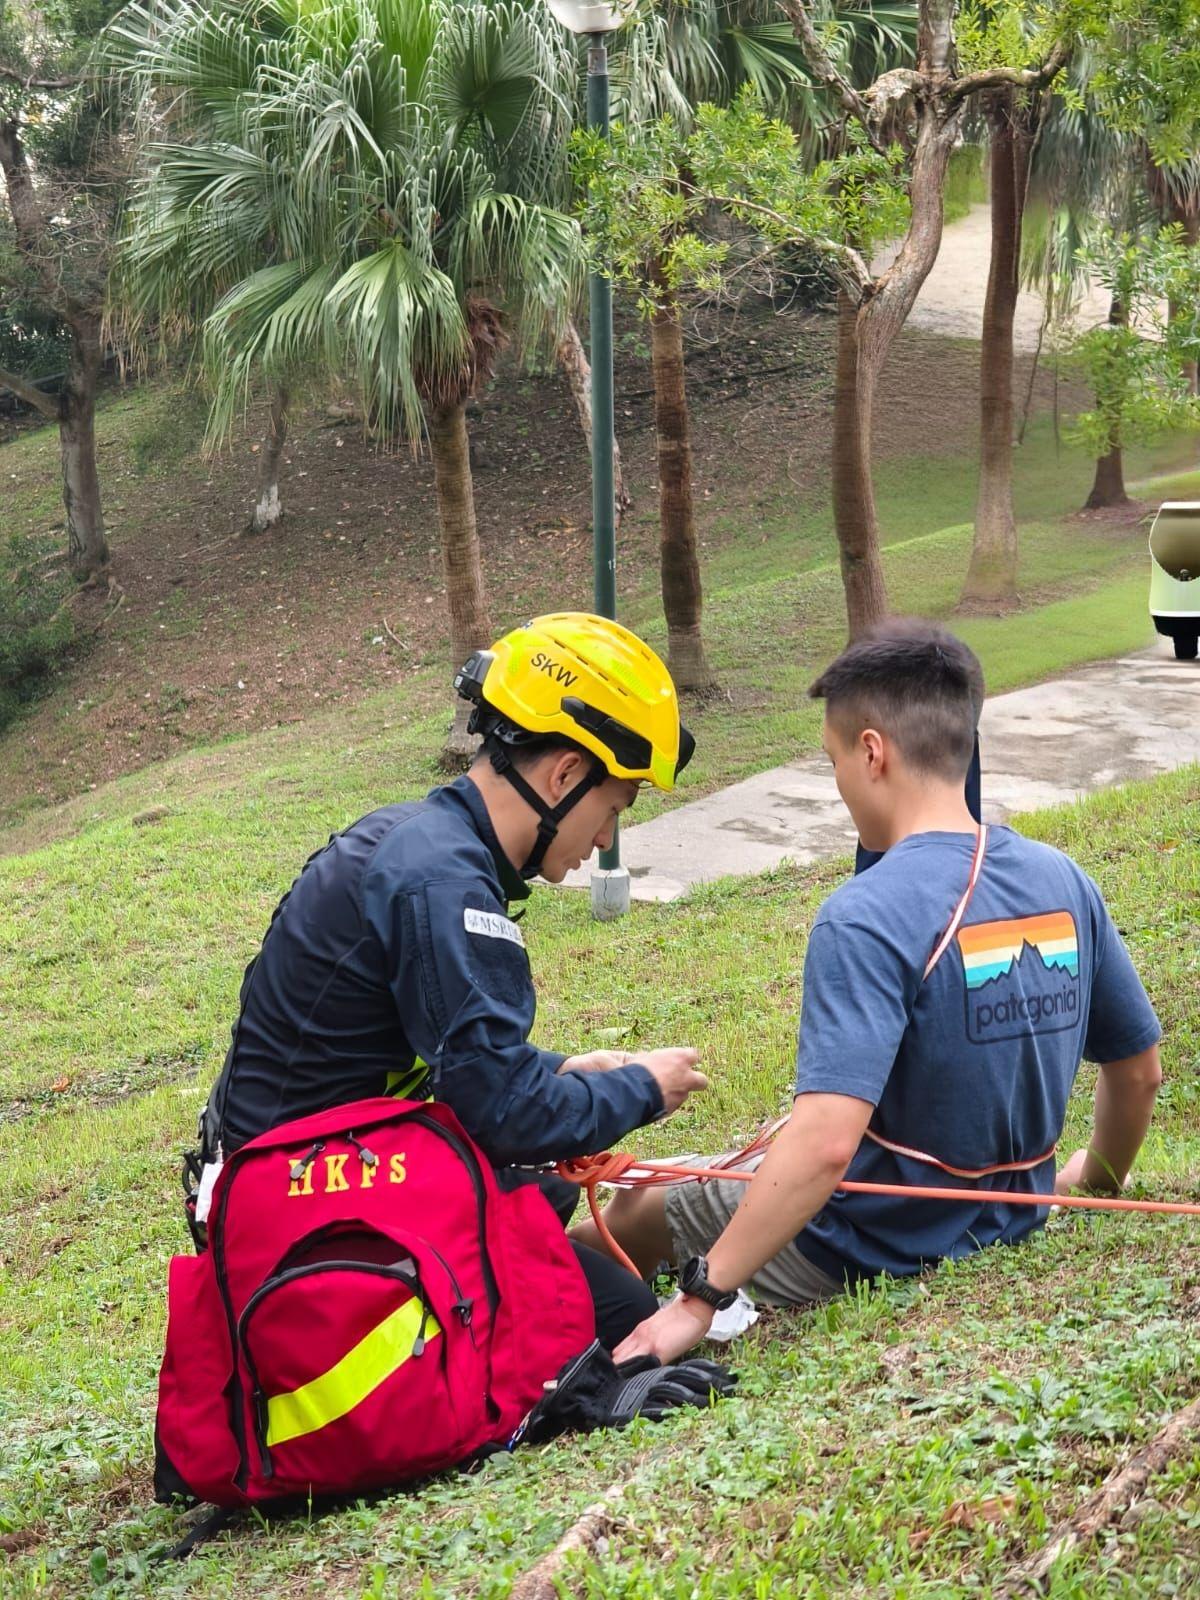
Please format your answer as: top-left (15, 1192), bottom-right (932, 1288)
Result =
top-left (957, 911), bottom-right (1080, 1044)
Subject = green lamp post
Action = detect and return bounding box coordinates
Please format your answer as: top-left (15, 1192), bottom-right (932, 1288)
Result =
top-left (545, 0), bottom-right (632, 919)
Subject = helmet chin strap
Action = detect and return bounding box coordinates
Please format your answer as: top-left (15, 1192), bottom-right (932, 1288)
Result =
top-left (488, 747), bottom-right (608, 878)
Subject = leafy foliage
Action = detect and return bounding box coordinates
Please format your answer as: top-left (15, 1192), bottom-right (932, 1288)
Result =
top-left (1084, 0), bottom-right (1200, 166)
top-left (108, 0), bottom-right (584, 443)
top-left (0, 299), bottom-right (71, 379)
top-left (0, 535), bottom-right (75, 734)
top-left (1067, 225), bottom-right (1200, 456)
top-left (573, 88), bottom-right (907, 316)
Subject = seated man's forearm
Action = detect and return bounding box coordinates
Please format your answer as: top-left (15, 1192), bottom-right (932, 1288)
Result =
top-left (706, 1093), bottom-right (873, 1292)
top-left (1082, 1044), bottom-right (1162, 1192)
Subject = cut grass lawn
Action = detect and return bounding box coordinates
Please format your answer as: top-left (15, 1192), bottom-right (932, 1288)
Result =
top-left (1, 331), bottom-right (1194, 830)
top-left (0, 747), bottom-right (1197, 1596)
top-left (3, 436), bottom-right (1195, 856)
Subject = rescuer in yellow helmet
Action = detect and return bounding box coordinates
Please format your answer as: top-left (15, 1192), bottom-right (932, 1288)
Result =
top-left (453, 611), bottom-right (695, 880)
top-left (196, 613), bottom-right (704, 1350)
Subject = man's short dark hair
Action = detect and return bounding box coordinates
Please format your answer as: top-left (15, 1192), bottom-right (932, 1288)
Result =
top-left (475, 729), bottom-right (591, 775)
top-left (808, 620), bottom-right (984, 782)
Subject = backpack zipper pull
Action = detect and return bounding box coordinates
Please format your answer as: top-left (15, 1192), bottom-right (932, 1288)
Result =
top-left (253, 1389), bottom-right (275, 1480)
top-left (346, 1132), bottom-right (378, 1168)
top-left (412, 1294), bottom-right (431, 1358)
top-left (288, 1141), bottom-right (324, 1182)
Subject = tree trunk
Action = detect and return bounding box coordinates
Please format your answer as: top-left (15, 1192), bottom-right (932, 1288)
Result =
top-left (556, 319), bottom-right (630, 525)
top-left (965, 93), bottom-right (1033, 604)
top-left (61, 322), bottom-right (109, 580)
top-left (831, 289), bottom-right (889, 638)
top-left (1085, 293), bottom-right (1131, 510)
top-left (1086, 445), bottom-right (1128, 509)
top-left (250, 383), bottom-right (289, 532)
top-left (0, 114), bottom-right (108, 579)
top-left (827, 79), bottom-right (961, 640)
top-left (428, 399), bottom-right (493, 762)
top-left (649, 291), bottom-right (717, 692)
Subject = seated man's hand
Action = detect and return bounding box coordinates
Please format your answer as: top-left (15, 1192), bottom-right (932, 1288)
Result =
top-left (1055, 1146), bottom-right (1123, 1197)
top-left (639, 1048), bottom-right (708, 1115)
top-left (614, 1294), bottom-right (714, 1364)
top-left (1055, 1148), bottom-right (1095, 1195)
top-left (558, 1050), bottom-right (633, 1075)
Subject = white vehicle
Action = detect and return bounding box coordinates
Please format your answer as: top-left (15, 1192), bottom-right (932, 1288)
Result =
top-left (1148, 502), bottom-right (1200, 660)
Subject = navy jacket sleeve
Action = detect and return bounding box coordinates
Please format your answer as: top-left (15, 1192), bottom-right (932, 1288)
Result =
top-left (362, 871), bottom-right (662, 1165)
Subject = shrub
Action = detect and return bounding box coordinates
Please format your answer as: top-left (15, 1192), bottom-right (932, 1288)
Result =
top-left (0, 534), bottom-right (76, 731)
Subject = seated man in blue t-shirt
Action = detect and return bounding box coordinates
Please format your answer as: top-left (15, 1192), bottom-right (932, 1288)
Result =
top-left (582, 620), bottom-right (1163, 1363)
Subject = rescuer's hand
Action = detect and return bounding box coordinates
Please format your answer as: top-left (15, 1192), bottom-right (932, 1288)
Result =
top-left (639, 1048), bottom-right (708, 1115)
top-left (558, 1050), bottom-right (633, 1075)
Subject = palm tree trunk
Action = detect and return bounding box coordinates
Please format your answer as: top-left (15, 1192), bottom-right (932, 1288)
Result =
top-left (832, 289), bottom-right (889, 638)
top-left (556, 319), bottom-right (630, 524)
top-left (649, 288), bottom-right (717, 693)
top-left (965, 92), bottom-right (1033, 603)
top-left (428, 399), bottom-right (493, 761)
top-left (250, 382), bottom-right (289, 532)
top-left (61, 320), bottom-right (109, 581)
top-left (1085, 294), bottom-right (1131, 510)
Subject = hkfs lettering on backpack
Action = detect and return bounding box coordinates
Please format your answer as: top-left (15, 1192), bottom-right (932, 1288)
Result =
top-left (288, 1150), bottom-right (407, 1197)
top-left (530, 650), bottom-right (578, 688)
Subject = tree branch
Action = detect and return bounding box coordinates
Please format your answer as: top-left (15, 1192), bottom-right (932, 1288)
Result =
top-left (0, 64), bottom-right (84, 92)
top-left (996, 1395), bottom-right (1200, 1597)
top-left (774, 0), bottom-right (890, 158)
top-left (946, 39), bottom-right (1071, 108)
top-left (0, 364), bottom-right (60, 419)
top-left (690, 187), bottom-right (873, 292)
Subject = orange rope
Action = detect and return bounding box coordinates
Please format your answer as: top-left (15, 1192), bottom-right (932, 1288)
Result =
top-left (556, 1148), bottom-right (1200, 1281)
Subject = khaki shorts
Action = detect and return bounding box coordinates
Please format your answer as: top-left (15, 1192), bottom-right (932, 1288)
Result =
top-left (663, 1153), bottom-right (842, 1308)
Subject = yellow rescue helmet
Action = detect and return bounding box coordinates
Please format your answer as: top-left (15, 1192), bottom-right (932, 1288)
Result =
top-left (454, 613), bottom-right (694, 790)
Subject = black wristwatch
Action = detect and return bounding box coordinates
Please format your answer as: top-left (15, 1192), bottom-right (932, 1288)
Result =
top-left (679, 1255), bottom-right (738, 1312)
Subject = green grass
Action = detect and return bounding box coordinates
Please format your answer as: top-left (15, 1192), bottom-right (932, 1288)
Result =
top-left (2, 414), bottom-right (1192, 848)
top-left (0, 740), bottom-right (1197, 1595)
top-left (2, 355), bottom-right (1195, 837)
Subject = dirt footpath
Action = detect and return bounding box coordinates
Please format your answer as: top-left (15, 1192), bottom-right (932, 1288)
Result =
top-left (877, 205), bottom-right (1162, 350)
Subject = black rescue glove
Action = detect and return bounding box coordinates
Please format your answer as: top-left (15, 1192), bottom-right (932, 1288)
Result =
top-left (517, 1340), bottom-right (736, 1446)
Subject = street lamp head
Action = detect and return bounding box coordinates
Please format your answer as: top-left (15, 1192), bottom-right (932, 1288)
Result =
top-left (543, 0), bottom-right (630, 33)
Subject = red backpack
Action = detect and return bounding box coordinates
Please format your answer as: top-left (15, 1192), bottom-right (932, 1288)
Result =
top-left (156, 1097), bottom-right (595, 1507)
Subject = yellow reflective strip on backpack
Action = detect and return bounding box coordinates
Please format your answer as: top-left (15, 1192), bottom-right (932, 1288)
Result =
top-left (265, 1296), bottom-right (442, 1447)
top-left (386, 1056), bottom-right (430, 1101)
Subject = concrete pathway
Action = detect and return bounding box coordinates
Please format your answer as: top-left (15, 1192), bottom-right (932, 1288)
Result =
top-left (562, 646), bottom-right (1200, 903)
top-left (874, 204), bottom-right (1163, 352)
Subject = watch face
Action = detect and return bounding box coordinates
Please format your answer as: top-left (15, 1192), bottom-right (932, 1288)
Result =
top-left (681, 1256), bottom-right (706, 1294)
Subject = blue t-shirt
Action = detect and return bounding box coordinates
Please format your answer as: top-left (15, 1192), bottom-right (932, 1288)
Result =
top-left (794, 826), bottom-right (1161, 1285)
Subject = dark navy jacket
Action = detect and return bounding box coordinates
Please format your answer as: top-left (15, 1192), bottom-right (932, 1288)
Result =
top-left (205, 776), bottom-right (663, 1164)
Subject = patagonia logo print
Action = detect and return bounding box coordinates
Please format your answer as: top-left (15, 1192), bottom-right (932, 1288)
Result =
top-left (958, 911), bottom-right (1080, 1044)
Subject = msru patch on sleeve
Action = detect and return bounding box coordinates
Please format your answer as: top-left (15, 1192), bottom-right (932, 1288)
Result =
top-left (464, 907), bottom-right (525, 947)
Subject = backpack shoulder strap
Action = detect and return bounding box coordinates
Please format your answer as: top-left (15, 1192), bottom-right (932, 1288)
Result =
top-left (922, 824), bottom-right (988, 980)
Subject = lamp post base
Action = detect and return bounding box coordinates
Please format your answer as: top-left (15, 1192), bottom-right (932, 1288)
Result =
top-left (590, 865), bottom-right (631, 921)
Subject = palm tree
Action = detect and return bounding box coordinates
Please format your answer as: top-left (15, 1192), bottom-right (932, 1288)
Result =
top-left (597, 2), bottom-right (916, 688)
top-left (108, 0), bottom-right (581, 755)
top-left (1018, 77), bottom-right (1148, 509)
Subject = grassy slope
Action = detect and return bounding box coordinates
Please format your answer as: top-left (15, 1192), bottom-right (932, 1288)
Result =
top-left (1, 338), bottom-right (1195, 833)
top-left (0, 750), bottom-right (1197, 1596)
top-left (3, 424), bottom-right (1195, 860)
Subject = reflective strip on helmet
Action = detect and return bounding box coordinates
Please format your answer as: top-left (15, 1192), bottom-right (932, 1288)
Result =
top-left (265, 1295), bottom-right (442, 1447)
